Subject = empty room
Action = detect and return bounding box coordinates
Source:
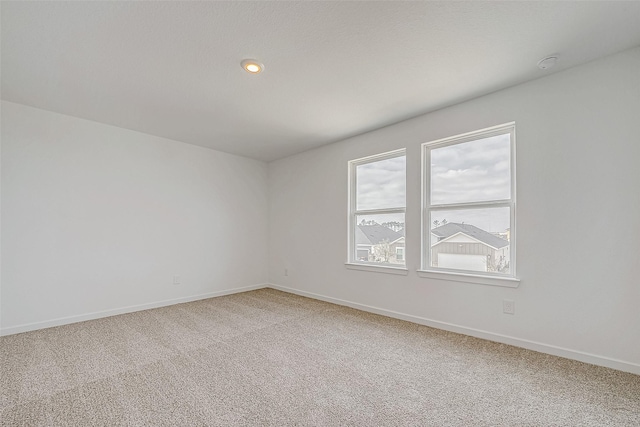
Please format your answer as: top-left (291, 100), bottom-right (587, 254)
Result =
top-left (1, 1), bottom-right (639, 426)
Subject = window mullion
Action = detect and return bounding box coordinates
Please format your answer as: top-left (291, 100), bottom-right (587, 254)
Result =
top-left (428, 200), bottom-right (511, 211)
top-left (354, 207), bottom-right (406, 216)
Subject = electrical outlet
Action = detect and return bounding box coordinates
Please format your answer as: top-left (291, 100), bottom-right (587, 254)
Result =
top-left (503, 299), bottom-right (515, 315)
top-left (173, 275), bottom-right (180, 285)
top-left (284, 268), bottom-right (289, 277)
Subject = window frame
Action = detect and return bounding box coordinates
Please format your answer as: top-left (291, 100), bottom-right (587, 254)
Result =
top-left (420, 123), bottom-right (519, 286)
top-left (347, 149), bottom-right (407, 273)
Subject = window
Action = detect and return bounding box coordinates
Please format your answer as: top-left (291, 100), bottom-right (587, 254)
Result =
top-left (422, 123), bottom-right (516, 280)
top-left (348, 149), bottom-right (406, 270)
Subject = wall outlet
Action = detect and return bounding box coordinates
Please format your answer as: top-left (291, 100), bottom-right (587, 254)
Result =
top-left (173, 275), bottom-right (180, 285)
top-left (503, 299), bottom-right (515, 315)
top-left (284, 268), bottom-right (289, 276)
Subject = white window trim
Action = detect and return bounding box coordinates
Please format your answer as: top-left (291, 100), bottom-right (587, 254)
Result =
top-left (345, 263), bottom-right (409, 275)
top-left (347, 148), bottom-right (406, 271)
top-left (421, 123), bottom-right (518, 287)
top-left (416, 269), bottom-right (519, 287)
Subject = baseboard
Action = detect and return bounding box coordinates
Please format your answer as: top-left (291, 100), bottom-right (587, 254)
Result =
top-left (268, 284), bottom-right (640, 376)
top-left (0, 283), bottom-right (269, 336)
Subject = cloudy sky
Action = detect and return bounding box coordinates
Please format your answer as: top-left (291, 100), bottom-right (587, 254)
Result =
top-left (355, 133), bottom-right (511, 232)
top-left (355, 155), bottom-right (406, 225)
top-left (430, 134), bottom-right (510, 205)
top-left (356, 155), bottom-right (406, 210)
top-left (430, 207), bottom-right (510, 234)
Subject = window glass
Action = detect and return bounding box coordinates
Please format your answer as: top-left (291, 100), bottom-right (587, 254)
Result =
top-left (430, 134), bottom-right (510, 205)
top-left (349, 151), bottom-right (406, 268)
top-left (355, 213), bottom-right (405, 265)
top-left (430, 207), bottom-right (511, 274)
top-left (356, 155), bottom-right (406, 210)
top-left (423, 124), bottom-right (515, 278)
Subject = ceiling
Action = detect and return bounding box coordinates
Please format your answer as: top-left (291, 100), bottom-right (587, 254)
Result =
top-left (2, 1), bottom-right (640, 162)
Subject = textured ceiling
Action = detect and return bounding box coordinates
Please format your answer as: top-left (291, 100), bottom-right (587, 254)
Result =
top-left (2, 1), bottom-right (640, 161)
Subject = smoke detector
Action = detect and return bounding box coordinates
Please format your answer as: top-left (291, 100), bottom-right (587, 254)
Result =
top-left (537, 56), bottom-right (558, 70)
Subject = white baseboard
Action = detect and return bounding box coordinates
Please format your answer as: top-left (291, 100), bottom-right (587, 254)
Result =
top-left (4, 282), bottom-right (638, 375)
top-left (0, 284), bottom-right (269, 336)
top-left (268, 284), bottom-right (640, 376)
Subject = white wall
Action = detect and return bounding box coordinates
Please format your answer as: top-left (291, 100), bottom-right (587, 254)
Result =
top-left (1, 101), bottom-right (269, 334)
top-left (268, 48), bottom-right (640, 373)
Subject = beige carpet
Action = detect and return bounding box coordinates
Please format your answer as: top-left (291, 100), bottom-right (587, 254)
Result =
top-left (1, 288), bottom-right (639, 426)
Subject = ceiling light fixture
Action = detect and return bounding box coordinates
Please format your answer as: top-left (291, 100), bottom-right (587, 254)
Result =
top-left (537, 56), bottom-right (558, 70)
top-left (241, 59), bottom-right (264, 74)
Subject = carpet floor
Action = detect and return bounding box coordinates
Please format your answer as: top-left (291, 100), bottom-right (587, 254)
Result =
top-left (1, 288), bottom-right (639, 426)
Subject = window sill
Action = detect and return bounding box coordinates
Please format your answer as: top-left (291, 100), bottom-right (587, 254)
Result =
top-left (416, 269), bottom-right (520, 288)
top-left (345, 263), bottom-right (409, 275)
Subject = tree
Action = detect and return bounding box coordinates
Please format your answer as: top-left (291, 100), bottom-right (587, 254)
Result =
top-left (372, 239), bottom-right (391, 262)
top-left (442, 219), bottom-right (448, 225)
top-left (433, 220), bottom-right (440, 228)
top-left (382, 221), bottom-right (404, 232)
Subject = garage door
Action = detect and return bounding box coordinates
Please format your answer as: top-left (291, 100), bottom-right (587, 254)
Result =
top-left (438, 253), bottom-right (487, 272)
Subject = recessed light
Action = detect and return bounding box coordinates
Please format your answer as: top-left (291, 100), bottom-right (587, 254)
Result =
top-left (241, 59), bottom-right (264, 74)
top-left (537, 56), bottom-right (558, 70)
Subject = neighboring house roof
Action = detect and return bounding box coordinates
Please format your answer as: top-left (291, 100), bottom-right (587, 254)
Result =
top-left (431, 223), bottom-right (509, 249)
top-left (356, 224), bottom-right (404, 245)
